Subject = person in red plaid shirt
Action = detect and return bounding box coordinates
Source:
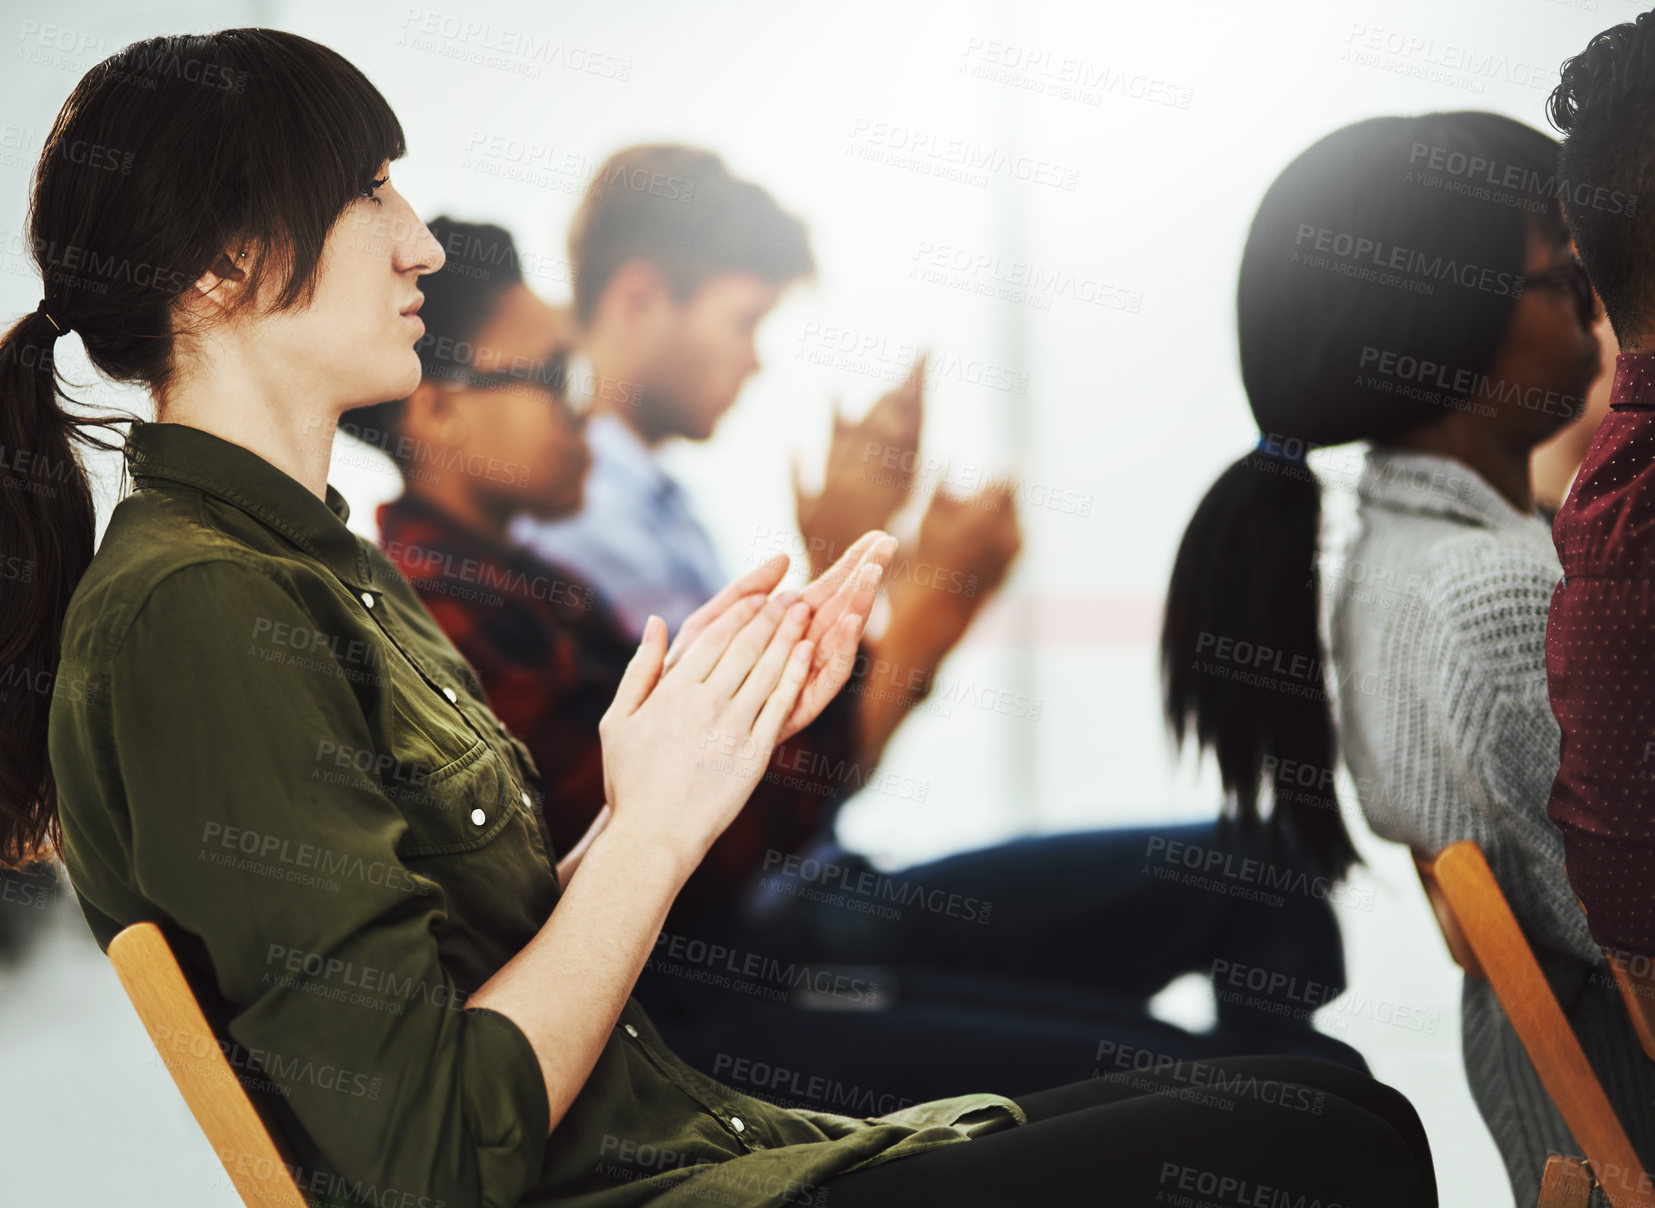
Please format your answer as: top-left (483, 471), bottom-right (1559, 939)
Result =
top-left (372, 450), bottom-right (871, 921)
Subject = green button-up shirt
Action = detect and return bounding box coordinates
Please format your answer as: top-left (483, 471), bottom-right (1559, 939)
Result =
top-left (49, 420), bottom-right (1024, 1208)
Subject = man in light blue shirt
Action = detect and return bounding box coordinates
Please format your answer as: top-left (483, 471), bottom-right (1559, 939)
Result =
top-left (511, 403), bottom-right (726, 639)
top-left (511, 145), bottom-right (811, 639)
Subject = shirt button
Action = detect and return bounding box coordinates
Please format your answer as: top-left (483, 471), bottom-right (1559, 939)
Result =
top-left (520, 791), bottom-right (531, 808)
top-left (442, 687), bottom-right (458, 704)
top-left (360, 591), bottom-right (375, 609)
top-left (730, 1117), bottom-right (745, 1132)
top-left (623, 1024), bottom-right (639, 1038)
top-left (470, 808), bottom-right (486, 826)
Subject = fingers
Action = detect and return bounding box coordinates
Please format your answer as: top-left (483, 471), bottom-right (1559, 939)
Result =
top-left (801, 529), bottom-right (889, 612)
top-left (812, 610), bottom-right (865, 689)
top-left (924, 482), bottom-right (964, 518)
top-left (901, 352), bottom-right (926, 405)
top-left (888, 353), bottom-right (926, 425)
top-left (780, 612), bottom-right (865, 741)
top-left (673, 593), bottom-right (767, 682)
top-left (707, 596), bottom-right (804, 695)
top-left (693, 554), bottom-right (791, 623)
top-left (807, 543), bottom-right (891, 645)
top-left (666, 554), bottom-right (789, 671)
top-left (729, 598), bottom-right (812, 724)
top-left (864, 358), bottom-right (924, 454)
top-left (605, 615), bottom-right (667, 718)
top-left (868, 532), bottom-right (900, 575)
top-left (874, 355), bottom-right (924, 412)
top-left (753, 639), bottom-right (815, 749)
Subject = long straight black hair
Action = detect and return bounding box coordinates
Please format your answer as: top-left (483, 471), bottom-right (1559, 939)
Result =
top-left (1161, 112), bottom-right (1569, 879)
top-left (0, 29), bottom-right (406, 866)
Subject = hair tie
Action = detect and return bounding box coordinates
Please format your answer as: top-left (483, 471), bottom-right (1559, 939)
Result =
top-left (34, 299), bottom-right (69, 339)
top-left (1254, 433), bottom-right (1309, 465)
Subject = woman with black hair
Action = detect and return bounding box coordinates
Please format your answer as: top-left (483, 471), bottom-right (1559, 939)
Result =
top-left (1161, 110), bottom-right (1638, 1206)
top-left (6, 27), bottom-right (1434, 1208)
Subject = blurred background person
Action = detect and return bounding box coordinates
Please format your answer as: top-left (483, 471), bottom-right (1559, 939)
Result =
top-left (1160, 110), bottom-right (1632, 1207)
top-left (512, 145), bottom-right (1022, 768)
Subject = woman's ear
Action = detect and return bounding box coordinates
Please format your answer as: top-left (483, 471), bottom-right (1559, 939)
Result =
top-left (184, 244), bottom-right (254, 323)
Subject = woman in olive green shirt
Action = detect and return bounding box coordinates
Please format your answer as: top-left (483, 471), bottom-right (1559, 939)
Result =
top-left (3, 27), bottom-right (1434, 1208)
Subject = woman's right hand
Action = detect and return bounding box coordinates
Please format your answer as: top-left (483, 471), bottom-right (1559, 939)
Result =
top-left (664, 531), bottom-right (896, 740)
top-left (597, 593), bottom-right (815, 874)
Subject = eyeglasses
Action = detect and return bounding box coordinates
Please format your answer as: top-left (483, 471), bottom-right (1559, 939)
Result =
top-left (431, 347), bottom-right (585, 415)
top-left (1523, 255), bottom-right (1599, 330)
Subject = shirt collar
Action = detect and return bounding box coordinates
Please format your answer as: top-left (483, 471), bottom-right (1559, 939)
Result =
top-left (1355, 446), bottom-right (1539, 532)
top-left (1609, 351), bottom-right (1655, 409)
top-left (586, 412), bottom-right (673, 497)
top-left (124, 419), bottom-right (375, 589)
top-left (378, 490), bottom-right (521, 568)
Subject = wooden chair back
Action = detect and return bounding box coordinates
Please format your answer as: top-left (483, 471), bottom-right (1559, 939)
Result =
top-left (1539, 1154), bottom-right (1597, 1207)
top-left (1605, 949), bottom-right (1655, 1064)
top-left (1413, 842), bottom-right (1654, 1208)
top-left (108, 921), bottom-right (308, 1207)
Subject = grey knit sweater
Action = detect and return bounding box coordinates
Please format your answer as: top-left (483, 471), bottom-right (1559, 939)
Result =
top-left (1322, 447), bottom-right (1639, 1205)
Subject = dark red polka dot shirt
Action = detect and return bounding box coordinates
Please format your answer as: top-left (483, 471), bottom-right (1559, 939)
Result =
top-left (1547, 351), bottom-right (1655, 956)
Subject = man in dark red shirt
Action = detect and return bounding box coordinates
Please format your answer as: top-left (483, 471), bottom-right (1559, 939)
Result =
top-left (1545, 13), bottom-right (1655, 956)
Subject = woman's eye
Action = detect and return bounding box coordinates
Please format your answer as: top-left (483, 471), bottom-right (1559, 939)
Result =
top-left (361, 176), bottom-right (388, 207)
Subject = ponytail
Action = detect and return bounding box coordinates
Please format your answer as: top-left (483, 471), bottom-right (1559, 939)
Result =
top-left (0, 307), bottom-right (127, 867)
top-left (1160, 449), bottom-right (1359, 880)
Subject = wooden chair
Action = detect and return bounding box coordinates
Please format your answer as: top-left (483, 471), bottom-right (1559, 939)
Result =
top-left (1541, 1155), bottom-right (1601, 1207)
top-left (108, 921), bottom-right (308, 1207)
top-left (1414, 842), bottom-right (1655, 1208)
top-left (1604, 948), bottom-right (1655, 1063)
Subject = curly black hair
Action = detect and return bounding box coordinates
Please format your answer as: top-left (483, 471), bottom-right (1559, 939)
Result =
top-left (1547, 10), bottom-right (1655, 344)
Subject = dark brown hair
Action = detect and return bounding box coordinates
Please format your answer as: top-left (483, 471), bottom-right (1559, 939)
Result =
top-left (0, 28), bottom-right (405, 867)
top-left (569, 144), bottom-right (814, 325)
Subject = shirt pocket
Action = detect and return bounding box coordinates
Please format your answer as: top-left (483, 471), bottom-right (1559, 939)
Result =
top-left (387, 681), bottom-right (521, 858)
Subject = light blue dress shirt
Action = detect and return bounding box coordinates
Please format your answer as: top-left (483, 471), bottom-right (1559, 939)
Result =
top-left (510, 413), bottom-right (726, 639)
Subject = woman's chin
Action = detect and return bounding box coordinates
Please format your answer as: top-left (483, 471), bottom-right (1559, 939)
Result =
top-left (364, 356), bottom-right (423, 405)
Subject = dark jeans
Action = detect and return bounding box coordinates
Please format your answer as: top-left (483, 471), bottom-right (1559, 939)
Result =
top-left (634, 820), bottom-right (1367, 1110)
top-left (808, 1056), bottom-right (1436, 1207)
